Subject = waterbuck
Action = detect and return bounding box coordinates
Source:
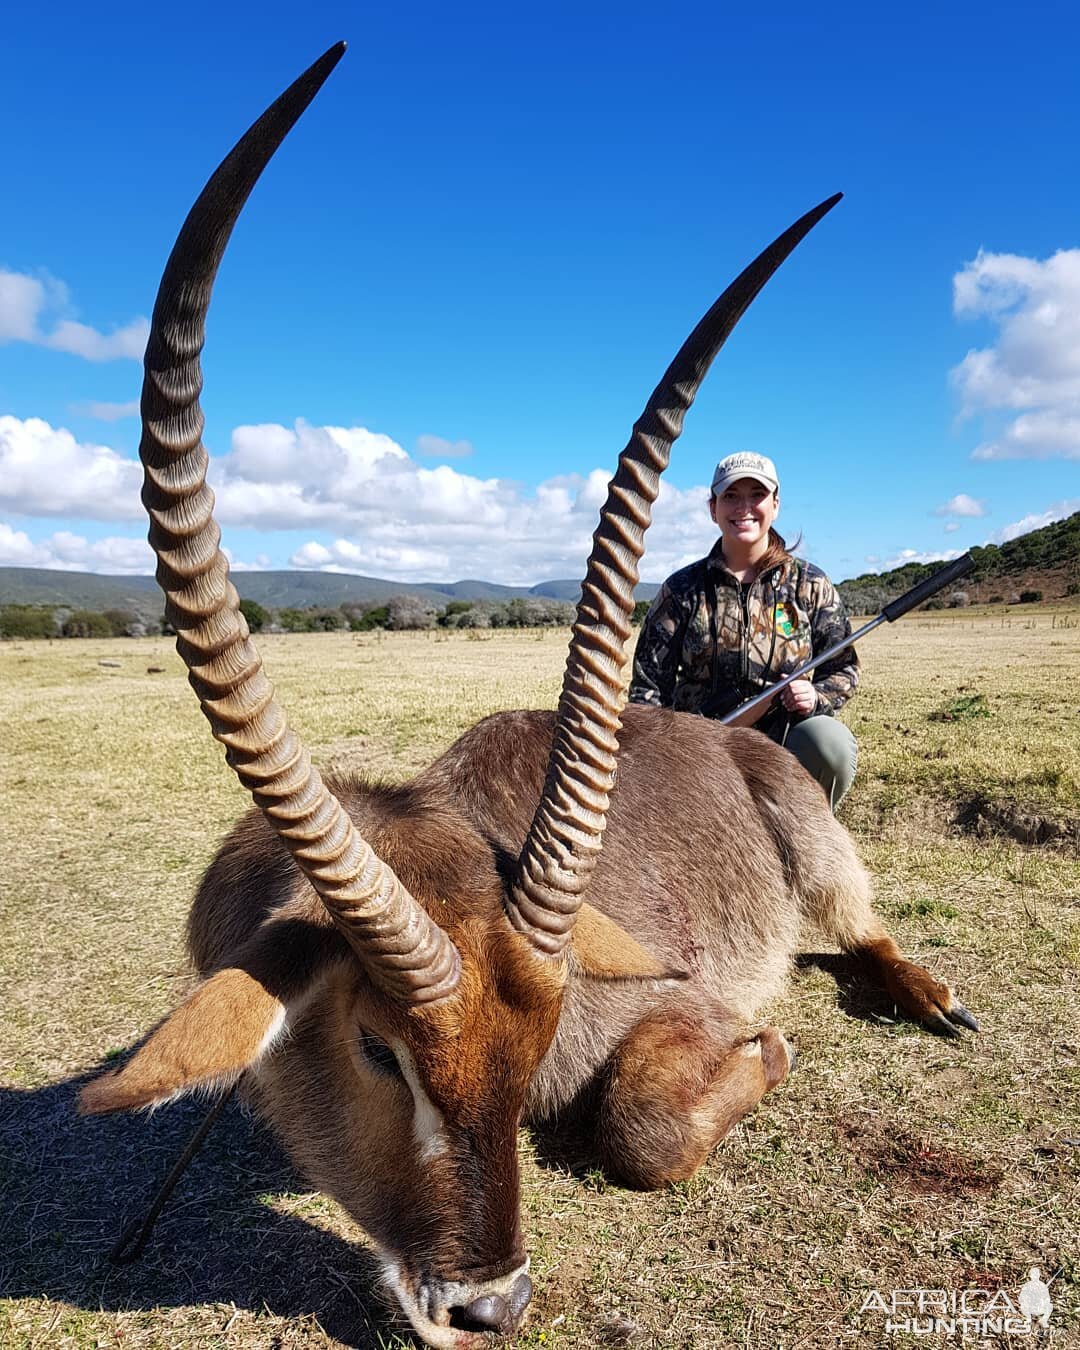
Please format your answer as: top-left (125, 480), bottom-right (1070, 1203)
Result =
top-left (79, 42), bottom-right (978, 1348)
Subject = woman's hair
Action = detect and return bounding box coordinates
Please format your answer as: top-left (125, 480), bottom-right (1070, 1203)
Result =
top-left (758, 525), bottom-right (798, 574)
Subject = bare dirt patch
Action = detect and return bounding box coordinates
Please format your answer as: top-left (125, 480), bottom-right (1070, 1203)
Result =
top-left (838, 1117), bottom-right (1004, 1196)
top-left (955, 792), bottom-right (1077, 850)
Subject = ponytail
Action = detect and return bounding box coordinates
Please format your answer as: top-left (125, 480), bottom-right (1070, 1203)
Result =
top-left (757, 525), bottom-right (801, 576)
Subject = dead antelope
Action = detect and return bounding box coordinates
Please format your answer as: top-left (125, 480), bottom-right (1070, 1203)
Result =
top-left (79, 41), bottom-right (978, 1349)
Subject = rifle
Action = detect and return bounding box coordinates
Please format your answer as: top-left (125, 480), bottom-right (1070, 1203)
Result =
top-left (719, 553), bottom-right (976, 726)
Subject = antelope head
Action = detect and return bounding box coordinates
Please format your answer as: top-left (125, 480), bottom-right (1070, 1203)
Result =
top-left (78, 42), bottom-right (838, 1346)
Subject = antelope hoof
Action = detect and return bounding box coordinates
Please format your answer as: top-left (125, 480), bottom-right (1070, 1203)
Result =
top-left (747, 1027), bottom-right (795, 1087)
top-left (919, 996), bottom-right (980, 1039)
top-left (882, 959), bottom-right (979, 1038)
top-left (945, 1001), bottom-right (980, 1033)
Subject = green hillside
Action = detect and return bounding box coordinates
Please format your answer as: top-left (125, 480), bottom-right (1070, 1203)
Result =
top-left (838, 511), bottom-right (1079, 613)
top-left (0, 564), bottom-right (663, 615)
top-left (0, 568), bottom-right (162, 617)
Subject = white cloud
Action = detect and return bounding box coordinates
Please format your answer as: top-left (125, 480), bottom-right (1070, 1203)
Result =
top-left (45, 318), bottom-right (148, 362)
top-left (72, 399), bottom-right (140, 422)
top-left (943, 522), bottom-right (960, 533)
top-left (416, 433), bottom-right (474, 458)
top-left (970, 410), bottom-right (1080, 461)
top-left (0, 416), bottom-right (143, 520)
top-left (212, 420), bottom-right (718, 584)
top-left (0, 522), bottom-right (43, 566)
top-left (0, 413), bottom-right (723, 585)
top-left (0, 267), bottom-right (148, 362)
top-left (221, 546), bottom-right (273, 571)
top-left (880, 547), bottom-right (963, 571)
top-left (0, 522), bottom-right (152, 572)
top-left (951, 248), bottom-right (1080, 460)
top-left (0, 271), bottom-right (48, 342)
top-left (933, 493), bottom-right (987, 518)
top-left (987, 497), bottom-right (1080, 545)
top-left (290, 541), bottom-right (334, 567)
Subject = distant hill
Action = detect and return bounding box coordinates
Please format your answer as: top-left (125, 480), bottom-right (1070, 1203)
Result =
top-left (0, 568), bottom-right (163, 618)
top-left (3, 510), bottom-right (1074, 620)
top-left (838, 511), bottom-right (1079, 613)
top-left (0, 566), bottom-right (659, 619)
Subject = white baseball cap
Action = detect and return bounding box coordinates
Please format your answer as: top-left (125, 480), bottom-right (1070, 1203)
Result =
top-left (711, 452), bottom-right (779, 496)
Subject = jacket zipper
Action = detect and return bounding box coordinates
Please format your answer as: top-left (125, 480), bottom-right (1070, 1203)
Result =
top-left (739, 580), bottom-right (751, 686)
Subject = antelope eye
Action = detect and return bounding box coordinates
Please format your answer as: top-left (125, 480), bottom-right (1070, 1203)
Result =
top-left (358, 1032), bottom-right (402, 1078)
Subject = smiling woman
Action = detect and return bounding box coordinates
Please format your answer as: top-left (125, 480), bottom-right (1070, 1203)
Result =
top-left (629, 451), bottom-right (860, 809)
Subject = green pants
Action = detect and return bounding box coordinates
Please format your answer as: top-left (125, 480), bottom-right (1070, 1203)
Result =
top-left (783, 715), bottom-right (858, 810)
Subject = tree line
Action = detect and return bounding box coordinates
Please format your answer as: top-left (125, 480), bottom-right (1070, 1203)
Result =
top-left (0, 606), bottom-right (159, 640)
top-left (0, 595), bottom-right (614, 639)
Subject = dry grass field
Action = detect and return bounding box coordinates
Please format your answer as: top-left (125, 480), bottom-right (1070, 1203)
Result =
top-left (2, 606), bottom-right (1077, 1349)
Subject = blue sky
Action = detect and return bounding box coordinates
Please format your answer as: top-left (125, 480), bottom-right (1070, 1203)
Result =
top-left (1, 0), bottom-right (1077, 585)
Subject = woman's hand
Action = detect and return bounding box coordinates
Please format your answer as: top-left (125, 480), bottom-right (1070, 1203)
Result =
top-left (780, 679), bottom-right (818, 716)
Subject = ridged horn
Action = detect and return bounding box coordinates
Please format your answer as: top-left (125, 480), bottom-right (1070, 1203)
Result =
top-left (140, 43), bottom-right (460, 1004)
top-left (507, 194), bottom-right (843, 954)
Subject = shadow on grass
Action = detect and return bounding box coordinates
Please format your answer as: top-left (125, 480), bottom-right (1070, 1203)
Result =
top-left (0, 1075), bottom-right (410, 1347)
top-left (794, 951), bottom-right (904, 1025)
top-left (528, 1093), bottom-right (605, 1183)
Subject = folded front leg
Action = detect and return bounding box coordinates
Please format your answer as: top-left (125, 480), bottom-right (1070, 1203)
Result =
top-left (597, 1009), bottom-right (794, 1190)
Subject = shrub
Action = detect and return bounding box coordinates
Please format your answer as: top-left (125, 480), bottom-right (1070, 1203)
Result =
top-left (62, 610), bottom-right (113, 638)
top-left (239, 598), bottom-right (269, 632)
top-left (496, 597), bottom-right (575, 628)
top-left (0, 604), bottom-right (56, 639)
top-left (987, 595), bottom-right (1004, 604)
top-left (948, 591), bottom-right (969, 608)
top-left (439, 600), bottom-right (475, 627)
top-left (631, 599), bottom-right (652, 626)
top-left (1019, 590), bottom-right (1043, 604)
top-left (278, 607), bottom-right (314, 632)
top-left (350, 605), bottom-right (389, 631)
top-left (103, 608), bottom-right (139, 637)
top-left (387, 595), bottom-right (437, 630)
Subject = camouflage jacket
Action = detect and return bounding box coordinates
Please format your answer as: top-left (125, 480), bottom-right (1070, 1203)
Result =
top-left (628, 542), bottom-right (859, 742)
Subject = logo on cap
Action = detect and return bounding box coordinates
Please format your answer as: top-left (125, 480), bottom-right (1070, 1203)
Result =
top-left (711, 452), bottom-right (779, 495)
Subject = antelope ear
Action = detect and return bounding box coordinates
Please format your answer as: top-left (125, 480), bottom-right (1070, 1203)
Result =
top-left (79, 917), bottom-right (340, 1115)
top-left (571, 903), bottom-right (687, 982)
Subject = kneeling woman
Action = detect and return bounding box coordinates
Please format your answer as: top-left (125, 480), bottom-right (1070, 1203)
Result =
top-left (629, 452), bottom-right (858, 808)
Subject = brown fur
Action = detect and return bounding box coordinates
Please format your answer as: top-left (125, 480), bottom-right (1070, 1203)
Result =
top-left (599, 1011), bottom-right (793, 1188)
top-left (80, 704), bottom-right (971, 1340)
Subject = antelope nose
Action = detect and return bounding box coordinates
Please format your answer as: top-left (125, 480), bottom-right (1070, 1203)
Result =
top-left (508, 1272), bottom-right (533, 1320)
top-left (450, 1272), bottom-right (532, 1335)
top-left (457, 1293), bottom-right (510, 1333)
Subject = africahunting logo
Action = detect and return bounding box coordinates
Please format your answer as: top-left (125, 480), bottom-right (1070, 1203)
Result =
top-left (858, 1267), bottom-right (1055, 1336)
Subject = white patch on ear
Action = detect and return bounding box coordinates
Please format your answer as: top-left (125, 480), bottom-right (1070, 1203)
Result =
top-left (392, 1039), bottom-right (447, 1161)
top-left (256, 1004), bottom-right (289, 1057)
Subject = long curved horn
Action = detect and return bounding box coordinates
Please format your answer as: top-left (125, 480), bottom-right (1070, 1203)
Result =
top-left (140, 43), bottom-right (460, 1004)
top-left (507, 195), bottom-right (843, 955)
